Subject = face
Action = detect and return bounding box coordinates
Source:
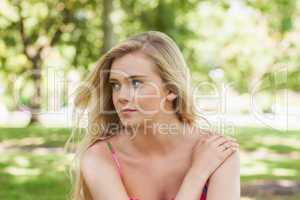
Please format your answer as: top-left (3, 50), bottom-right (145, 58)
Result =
top-left (108, 51), bottom-right (176, 129)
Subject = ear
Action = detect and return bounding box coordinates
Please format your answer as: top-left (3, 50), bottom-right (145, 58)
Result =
top-left (166, 91), bottom-right (177, 101)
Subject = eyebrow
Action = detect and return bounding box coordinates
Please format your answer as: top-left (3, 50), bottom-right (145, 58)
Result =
top-left (108, 75), bottom-right (147, 82)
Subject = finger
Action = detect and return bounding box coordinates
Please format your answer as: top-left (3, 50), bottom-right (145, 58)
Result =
top-left (219, 141), bottom-right (239, 151)
top-left (210, 134), bottom-right (232, 144)
top-left (215, 135), bottom-right (238, 146)
top-left (213, 136), bottom-right (228, 146)
top-left (218, 140), bottom-right (239, 151)
top-left (217, 139), bottom-right (239, 148)
top-left (218, 141), bottom-right (239, 151)
top-left (222, 146), bottom-right (237, 158)
top-left (206, 134), bottom-right (223, 143)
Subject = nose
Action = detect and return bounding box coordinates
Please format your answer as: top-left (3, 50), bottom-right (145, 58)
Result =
top-left (118, 84), bottom-right (134, 103)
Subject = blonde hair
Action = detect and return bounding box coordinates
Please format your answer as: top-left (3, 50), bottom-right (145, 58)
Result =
top-left (65, 31), bottom-right (206, 200)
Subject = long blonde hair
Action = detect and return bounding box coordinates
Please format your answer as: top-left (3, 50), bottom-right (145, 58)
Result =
top-left (65, 31), bottom-right (206, 200)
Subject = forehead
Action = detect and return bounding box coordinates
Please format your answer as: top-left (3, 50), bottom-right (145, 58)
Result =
top-left (109, 52), bottom-right (158, 79)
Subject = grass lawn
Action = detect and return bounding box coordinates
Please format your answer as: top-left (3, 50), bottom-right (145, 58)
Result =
top-left (0, 125), bottom-right (299, 199)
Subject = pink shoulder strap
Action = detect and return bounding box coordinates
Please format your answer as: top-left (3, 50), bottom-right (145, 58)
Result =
top-left (106, 141), bottom-right (123, 178)
top-left (106, 141), bottom-right (139, 200)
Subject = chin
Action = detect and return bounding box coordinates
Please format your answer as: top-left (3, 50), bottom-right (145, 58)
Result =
top-left (120, 119), bottom-right (140, 128)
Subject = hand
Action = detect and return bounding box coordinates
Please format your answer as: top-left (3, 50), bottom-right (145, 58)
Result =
top-left (190, 133), bottom-right (239, 178)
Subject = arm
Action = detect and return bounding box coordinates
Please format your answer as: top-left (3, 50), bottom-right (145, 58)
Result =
top-left (174, 167), bottom-right (210, 200)
top-left (174, 150), bottom-right (240, 200)
top-left (80, 142), bottom-right (131, 200)
top-left (206, 150), bottom-right (240, 200)
top-left (175, 133), bottom-right (239, 200)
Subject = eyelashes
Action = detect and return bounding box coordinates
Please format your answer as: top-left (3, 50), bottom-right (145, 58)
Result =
top-left (109, 80), bottom-right (142, 91)
top-left (109, 82), bottom-right (120, 90)
top-left (132, 79), bottom-right (142, 88)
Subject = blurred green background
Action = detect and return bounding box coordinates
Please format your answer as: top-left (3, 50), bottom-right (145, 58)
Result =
top-left (0, 0), bottom-right (299, 199)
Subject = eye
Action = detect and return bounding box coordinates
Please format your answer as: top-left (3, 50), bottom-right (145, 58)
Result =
top-left (109, 82), bottom-right (120, 91)
top-left (132, 79), bottom-right (142, 88)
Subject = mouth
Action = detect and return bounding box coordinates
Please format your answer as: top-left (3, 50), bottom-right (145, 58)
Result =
top-left (121, 108), bottom-right (137, 112)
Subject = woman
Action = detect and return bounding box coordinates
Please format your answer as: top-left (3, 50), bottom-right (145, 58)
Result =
top-left (66, 31), bottom-right (240, 200)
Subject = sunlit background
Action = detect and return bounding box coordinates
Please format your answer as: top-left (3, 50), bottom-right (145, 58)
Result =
top-left (0, 0), bottom-right (299, 199)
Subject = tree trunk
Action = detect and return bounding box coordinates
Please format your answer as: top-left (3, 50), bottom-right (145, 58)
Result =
top-left (29, 60), bottom-right (42, 125)
top-left (101, 0), bottom-right (115, 54)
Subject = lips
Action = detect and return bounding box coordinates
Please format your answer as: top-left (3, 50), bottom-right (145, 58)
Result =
top-left (121, 108), bottom-right (137, 112)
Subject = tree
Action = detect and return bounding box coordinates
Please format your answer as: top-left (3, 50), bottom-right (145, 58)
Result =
top-left (0, 0), bottom-right (111, 124)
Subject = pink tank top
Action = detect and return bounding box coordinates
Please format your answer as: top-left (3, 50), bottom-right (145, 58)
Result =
top-left (106, 141), bottom-right (208, 200)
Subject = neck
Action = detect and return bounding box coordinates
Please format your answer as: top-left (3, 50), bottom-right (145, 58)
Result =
top-left (122, 114), bottom-right (195, 157)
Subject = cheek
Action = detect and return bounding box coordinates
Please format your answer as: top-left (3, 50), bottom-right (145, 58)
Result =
top-left (134, 86), bottom-right (164, 113)
top-left (112, 93), bottom-right (119, 111)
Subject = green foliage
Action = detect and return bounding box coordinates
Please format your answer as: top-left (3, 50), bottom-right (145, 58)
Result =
top-left (0, 126), bottom-right (300, 199)
top-left (0, 0), bottom-right (299, 110)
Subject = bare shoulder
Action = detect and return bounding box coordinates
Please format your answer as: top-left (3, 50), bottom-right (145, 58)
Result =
top-left (80, 138), bottom-right (115, 187)
top-left (81, 134), bottom-right (123, 168)
top-left (197, 127), bottom-right (238, 142)
top-left (191, 127), bottom-right (216, 142)
top-left (81, 138), bottom-right (111, 169)
top-left (198, 128), bottom-right (240, 168)
top-left (194, 128), bottom-right (240, 170)
top-left (80, 136), bottom-right (130, 200)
